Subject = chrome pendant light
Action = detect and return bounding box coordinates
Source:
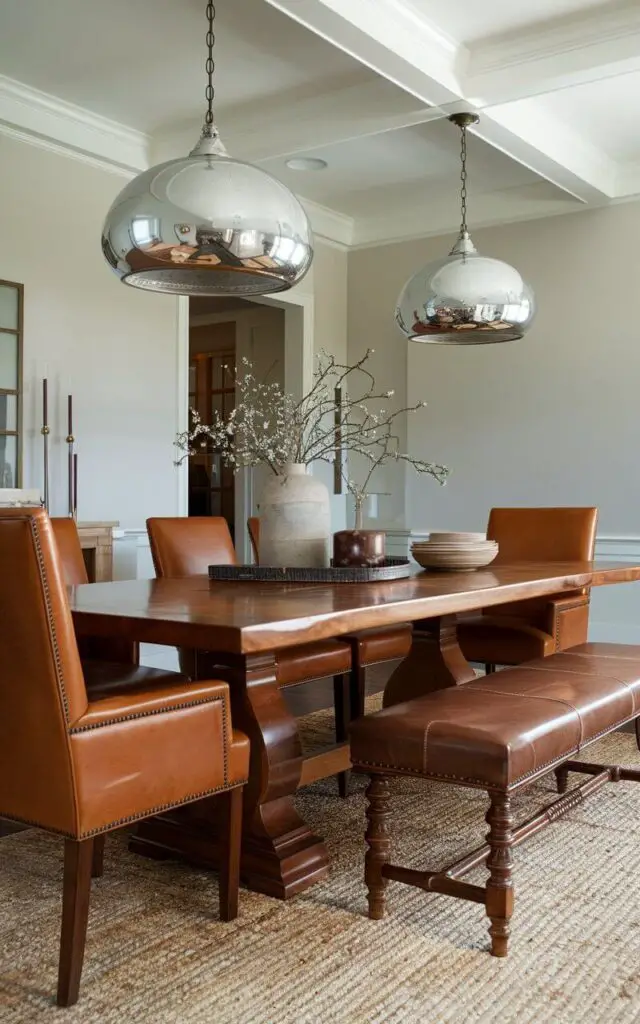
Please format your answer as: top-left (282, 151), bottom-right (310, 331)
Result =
top-left (101, 3), bottom-right (313, 296)
top-left (395, 113), bottom-right (535, 344)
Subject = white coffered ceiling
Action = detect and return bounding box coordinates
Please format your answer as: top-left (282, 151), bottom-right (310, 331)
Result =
top-left (0, 0), bottom-right (638, 248)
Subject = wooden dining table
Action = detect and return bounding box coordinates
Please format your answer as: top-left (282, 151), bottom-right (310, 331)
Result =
top-left (69, 560), bottom-right (640, 899)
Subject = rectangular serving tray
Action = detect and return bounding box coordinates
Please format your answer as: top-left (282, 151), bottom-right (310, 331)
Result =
top-left (208, 558), bottom-right (412, 583)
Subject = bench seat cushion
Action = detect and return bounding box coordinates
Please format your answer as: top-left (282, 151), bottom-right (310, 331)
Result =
top-left (350, 645), bottom-right (640, 790)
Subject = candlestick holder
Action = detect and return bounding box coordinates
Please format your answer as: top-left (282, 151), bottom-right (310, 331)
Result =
top-left (41, 378), bottom-right (50, 512)
top-left (67, 393), bottom-right (76, 518)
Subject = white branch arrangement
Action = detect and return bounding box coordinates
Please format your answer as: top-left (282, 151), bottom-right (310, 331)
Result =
top-left (175, 350), bottom-right (449, 508)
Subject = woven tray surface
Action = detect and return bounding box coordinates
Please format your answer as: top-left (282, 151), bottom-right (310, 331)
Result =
top-left (207, 558), bottom-right (411, 583)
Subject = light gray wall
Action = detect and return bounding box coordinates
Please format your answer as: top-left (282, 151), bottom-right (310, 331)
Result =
top-left (0, 133), bottom-right (180, 527)
top-left (348, 201), bottom-right (640, 535)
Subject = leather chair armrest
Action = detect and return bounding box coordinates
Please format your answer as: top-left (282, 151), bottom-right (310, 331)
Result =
top-left (543, 594), bottom-right (590, 651)
top-left (70, 678), bottom-right (231, 732)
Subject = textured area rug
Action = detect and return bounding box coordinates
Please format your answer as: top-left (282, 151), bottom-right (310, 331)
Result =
top-left (2, 702), bottom-right (640, 1024)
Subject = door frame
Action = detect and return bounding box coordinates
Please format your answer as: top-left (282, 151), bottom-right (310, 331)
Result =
top-left (175, 288), bottom-right (314, 560)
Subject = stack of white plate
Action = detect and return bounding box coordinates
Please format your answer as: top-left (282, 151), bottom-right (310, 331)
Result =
top-left (411, 532), bottom-right (499, 571)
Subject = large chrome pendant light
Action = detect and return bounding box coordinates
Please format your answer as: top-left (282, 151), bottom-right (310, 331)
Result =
top-left (101, 3), bottom-right (313, 296)
top-left (396, 113), bottom-right (535, 344)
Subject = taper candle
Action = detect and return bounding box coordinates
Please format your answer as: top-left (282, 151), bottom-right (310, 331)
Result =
top-left (67, 394), bottom-right (73, 436)
top-left (42, 378), bottom-right (48, 424)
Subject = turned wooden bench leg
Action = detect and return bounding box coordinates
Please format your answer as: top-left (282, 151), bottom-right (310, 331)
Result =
top-left (485, 793), bottom-right (514, 958)
top-left (365, 775), bottom-right (391, 920)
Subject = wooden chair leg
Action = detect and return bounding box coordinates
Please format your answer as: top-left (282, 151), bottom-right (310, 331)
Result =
top-left (350, 665), bottom-right (367, 720)
top-left (91, 835), bottom-right (106, 879)
top-left (218, 786), bottom-right (243, 922)
top-left (334, 674), bottom-right (351, 798)
top-left (57, 838), bottom-right (94, 1007)
top-left (555, 766), bottom-right (569, 794)
top-left (485, 793), bottom-right (514, 958)
top-left (364, 775), bottom-right (391, 920)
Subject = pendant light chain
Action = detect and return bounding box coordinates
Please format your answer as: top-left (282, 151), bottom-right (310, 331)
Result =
top-left (205, 1), bottom-right (216, 126)
top-left (459, 123), bottom-right (468, 237)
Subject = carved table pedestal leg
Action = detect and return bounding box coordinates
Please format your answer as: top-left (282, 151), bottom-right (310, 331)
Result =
top-left (131, 652), bottom-right (329, 899)
top-left (383, 615), bottom-right (477, 708)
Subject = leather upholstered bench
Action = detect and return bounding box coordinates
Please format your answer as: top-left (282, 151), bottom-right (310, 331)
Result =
top-left (349, 643), bottom-right (640, 957)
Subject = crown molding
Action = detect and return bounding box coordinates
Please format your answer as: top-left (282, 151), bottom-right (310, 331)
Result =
top-left (0, 73), bottom-right (149, 173)
top-left (301, 197), bottom-right (354, 248)
top-left (466, 3), bottom-right (640, 106)
top-left (470, 2), bottom-right (640, 76)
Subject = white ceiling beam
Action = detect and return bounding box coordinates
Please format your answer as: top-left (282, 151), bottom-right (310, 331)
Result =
top-left (265, 0), bottom-right (468, 107)
top-left (615, 160), bottom-right (640, 199)
top-left (476, 103), bottom-right (617, 203)
top-left (268, 0), bottom-right (616, 204)
top-left (466, 1), bottom-right (640, 108)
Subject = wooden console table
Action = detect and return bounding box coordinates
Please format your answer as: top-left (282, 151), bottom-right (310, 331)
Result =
top-left (76, 521), bottom-right (118, 582)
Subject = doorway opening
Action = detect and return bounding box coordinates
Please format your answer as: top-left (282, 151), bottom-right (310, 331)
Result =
top-left (188, 296), bottom-right (287, 542)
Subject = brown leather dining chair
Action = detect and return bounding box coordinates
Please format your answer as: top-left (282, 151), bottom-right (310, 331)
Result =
top-left (51, 517), bottom-right (184, 698)
top-left (247, 516), bottom-right (413, 761)
top-left (457, 506), bottom-right (599, 672)
top-left (0, 508), bottom-right (249, 1007)
top-left (147, 516), bottom-right (354, 794)
top-left (50, 517), bottom-right (141, 672)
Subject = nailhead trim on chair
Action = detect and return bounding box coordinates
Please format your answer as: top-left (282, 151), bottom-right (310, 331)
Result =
top-left (31, 516), bottom-right (71, 725)
top-left (69, 695), bottom-right (226, 733)
top-left (554, 598), bottom-right (590, 651)
top-left (10, 515), bottom-right (241, 840)
top-left (0, 777), bottom-right (249, 840)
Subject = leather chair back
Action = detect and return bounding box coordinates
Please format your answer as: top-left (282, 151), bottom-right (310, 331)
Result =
top-left (147, 517), bottom-right (237, 577)
top-left (247, 517), bottom-right (260, 563)
top-left (489, 507), bottom-right (598, 564)
top-left (487, 506), bottom-right (598, 620)
top-left (0, 508), bottom-right (88, 833)
top-left (51, 517), bottom-right (89, 584)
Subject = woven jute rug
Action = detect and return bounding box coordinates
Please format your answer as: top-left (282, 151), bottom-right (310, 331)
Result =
top-left (2, 699), bottom-right (640, 1024)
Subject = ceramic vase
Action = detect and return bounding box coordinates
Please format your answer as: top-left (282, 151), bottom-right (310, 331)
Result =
top-left (259, 463), bottom-right (331, 568)
top-left (332, 495), bottom-right (386, 567)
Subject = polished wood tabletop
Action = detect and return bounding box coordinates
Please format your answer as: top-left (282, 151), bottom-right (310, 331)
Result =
top-left (69, 560), bottom-right (640, 654)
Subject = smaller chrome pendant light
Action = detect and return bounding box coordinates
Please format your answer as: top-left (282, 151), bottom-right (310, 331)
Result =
top-left (396, 113), bottom-right (535, 344)
top-left (101, 2), bottom-right (313, 297)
